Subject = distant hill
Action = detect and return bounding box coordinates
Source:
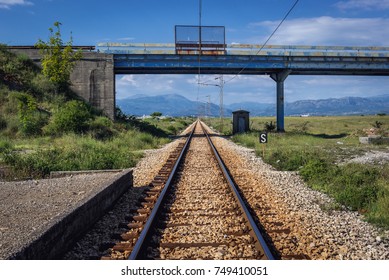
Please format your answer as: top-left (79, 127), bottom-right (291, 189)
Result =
top-left (117, 94), bottom-right (389, 117)
top-left (284, 95), bottom-right (389, 116)
top-left (227, 95), bottom-right (389, 116)
top-left (117, 94), bottom-right (233, 117)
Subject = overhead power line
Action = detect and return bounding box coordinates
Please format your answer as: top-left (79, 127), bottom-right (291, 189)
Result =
top-left (224, 0), bottom-right (300, 84)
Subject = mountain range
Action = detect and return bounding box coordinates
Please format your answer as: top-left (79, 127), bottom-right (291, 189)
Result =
top-left (117, 94), bottom-right (389, 117)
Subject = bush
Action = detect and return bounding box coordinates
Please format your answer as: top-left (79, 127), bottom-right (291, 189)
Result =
top-left (88, 117), bottom-right (115, 140)
top-left (0, 115), bottom-right (6, 131)
top-left (45, 100), bottom-right (92, 135)
top-left (10, 92), bottom-right (47, 136)
top-left (264, 121), bottom-right (276, 132)
top-left (0, 139), bottom-right (12, 153)
top-left (167, 125), bottom-right (178, 135)
top-left (31, 73), bottom-right (56, 97)
top-left (367, 177), bottom-right (389, 228)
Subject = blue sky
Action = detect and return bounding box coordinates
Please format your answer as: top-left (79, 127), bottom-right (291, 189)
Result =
top-left (1, 0), bottom-right (389, 105)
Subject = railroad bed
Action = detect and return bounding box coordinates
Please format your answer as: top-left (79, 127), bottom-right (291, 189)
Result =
top-left (63, 120), bottom-right (389, 260)
top-left (104, 121), bottom-right (273, 260)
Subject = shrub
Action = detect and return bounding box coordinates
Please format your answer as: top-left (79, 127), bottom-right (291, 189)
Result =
top-left (264, 121), bottom-right (276, 132)
top-left (88, 117), bottom-right (115, 140)
top-left (10, 92), bottom-right (47, 136)
top-left (367, 177), bottom-right (389, 228)
top-left (45, 100), bottom-right (92, 135)
top-left (167, 125), bottom-right (178, 135)
top-left (0, 139), bottom-right (12, 153)
top-left (31, 73), bottom-right (56, 97)
top-left (0, 115), bottom-right (6, 131)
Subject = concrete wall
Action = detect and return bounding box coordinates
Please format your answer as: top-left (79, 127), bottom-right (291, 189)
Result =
top-left (9, 169), bottom-right (133, 259)
top-left (70, 52), bottom-right (115, 119)
top-left (8, 48), bottom-right (115, 119)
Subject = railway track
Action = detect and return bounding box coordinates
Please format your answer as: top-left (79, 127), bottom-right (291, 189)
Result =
top-left (102, 120), bottom-right (275, 260)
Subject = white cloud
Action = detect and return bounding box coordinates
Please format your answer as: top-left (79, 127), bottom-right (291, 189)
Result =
top-left (117, 37), bottom-right (135, 41)
top-left (335, 0), bottom-right (389, 11)
top-left (250, 17), bottom-right (389, 46)
top-left (0, 0), bottom-right (33, 9)
top-left (117, 75), bottom-right (138, 87)
top-left (116, 74), bottom-right (193, 99)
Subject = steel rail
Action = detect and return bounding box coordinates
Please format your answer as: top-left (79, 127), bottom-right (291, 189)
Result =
top-left (199, 122), bottom-right (275, 260)
top-left (128, 121), bottom-right (197, 260)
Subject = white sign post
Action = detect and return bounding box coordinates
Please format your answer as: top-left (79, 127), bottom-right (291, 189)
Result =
top-left (259, 132), bottom-right (268, 158)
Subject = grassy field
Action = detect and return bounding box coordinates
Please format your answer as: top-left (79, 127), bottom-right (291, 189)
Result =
top-left (204, 115), bottom-right (389, 229)
top-left (0, 115), bottom-right (194, 179)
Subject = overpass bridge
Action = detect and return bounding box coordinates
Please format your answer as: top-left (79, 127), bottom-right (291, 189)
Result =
top-left (9, 44), bottom-right (389, 131)
top-left (98, 43), bottom-right (389, 131)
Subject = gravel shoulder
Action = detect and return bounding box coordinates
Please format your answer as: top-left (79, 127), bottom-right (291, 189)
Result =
top-left (347, 149), bottom-right (389, 165)
top-left (213, 135), bottom-right (389, 260)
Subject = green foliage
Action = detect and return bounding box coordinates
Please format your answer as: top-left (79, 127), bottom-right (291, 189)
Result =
top-left (0, 139), bottom-right (12, 153)
top-left (367, 174), bottom-right (389, 228)
top-left (31, 73), bottom-right (56, 96)
top-left (2, 131), bottom-right (169, 178)
top-left (0, 115), bottom-right (7, 131)
top-left (88, 116), bottom-right (115, 140)
top-left (44, 100), bottom-right (92, 135)
top-left (115, 106), bottom-right (127, 121)
top-left (373, 121), bottom-right (383, 129)
top-left (35, 22), bottom-right (82, 91)
top-left (264, 121), bottom-right (276, 132)
top-left (151, 112), bottom-right (163, 118)
top-left (331, 164), bottom-right (379, 211)
top-left (0, 46), bottom-right (37, 91)
top-left (10, 92), bottom-right (47, 136)
top-left (232, 133), bottom-right (257, 148)
top-left (166, 125), bottom-right (178, 135)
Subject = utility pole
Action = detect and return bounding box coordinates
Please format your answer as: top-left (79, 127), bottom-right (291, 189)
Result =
top-left (198, 75), bottom-right (225, 132)
top-left (205, 95), bottom-right (211, 118)
top-left (215, 75), bottom-right (224, 132)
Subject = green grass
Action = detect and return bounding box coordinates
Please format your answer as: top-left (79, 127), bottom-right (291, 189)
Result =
top-left (203, 115), bottom-right (389, 229)
top-left (1, 130), bottom-right (171, 179)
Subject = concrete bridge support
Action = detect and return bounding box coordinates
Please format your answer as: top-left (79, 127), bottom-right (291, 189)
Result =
top-left (70, 52), bottom-right (115, 119)
top-left (270, 70), bottom-right (291, 132)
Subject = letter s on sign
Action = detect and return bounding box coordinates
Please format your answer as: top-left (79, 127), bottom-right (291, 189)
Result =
top-left (259, 133), bottom-right (268, 143)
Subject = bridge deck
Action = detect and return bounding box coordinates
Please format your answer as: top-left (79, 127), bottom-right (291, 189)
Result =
top-left (98, 43), bottom-right (389, 76)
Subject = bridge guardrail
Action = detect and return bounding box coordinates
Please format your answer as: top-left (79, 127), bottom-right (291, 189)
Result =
top-left (97, 43), bottom-right (389, 57)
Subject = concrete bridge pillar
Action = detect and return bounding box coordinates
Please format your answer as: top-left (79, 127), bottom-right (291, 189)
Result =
top-left (270, 70), bottom-right (291, 132)
top-left (70, 52), bottom-right (115, 119)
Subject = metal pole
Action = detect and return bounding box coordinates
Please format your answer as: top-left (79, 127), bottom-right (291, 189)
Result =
top-left (220, 75), bottom-right (224, 132)
top-left (270, 70), bottom-right (290, 132)
top-left (199, 0), bottom-right (202, 54)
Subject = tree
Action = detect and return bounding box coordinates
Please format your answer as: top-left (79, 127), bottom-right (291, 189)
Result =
top-left (151, 112), bottom-right (162, 118)
top-left (35, 22), bottom-right (82, 93)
